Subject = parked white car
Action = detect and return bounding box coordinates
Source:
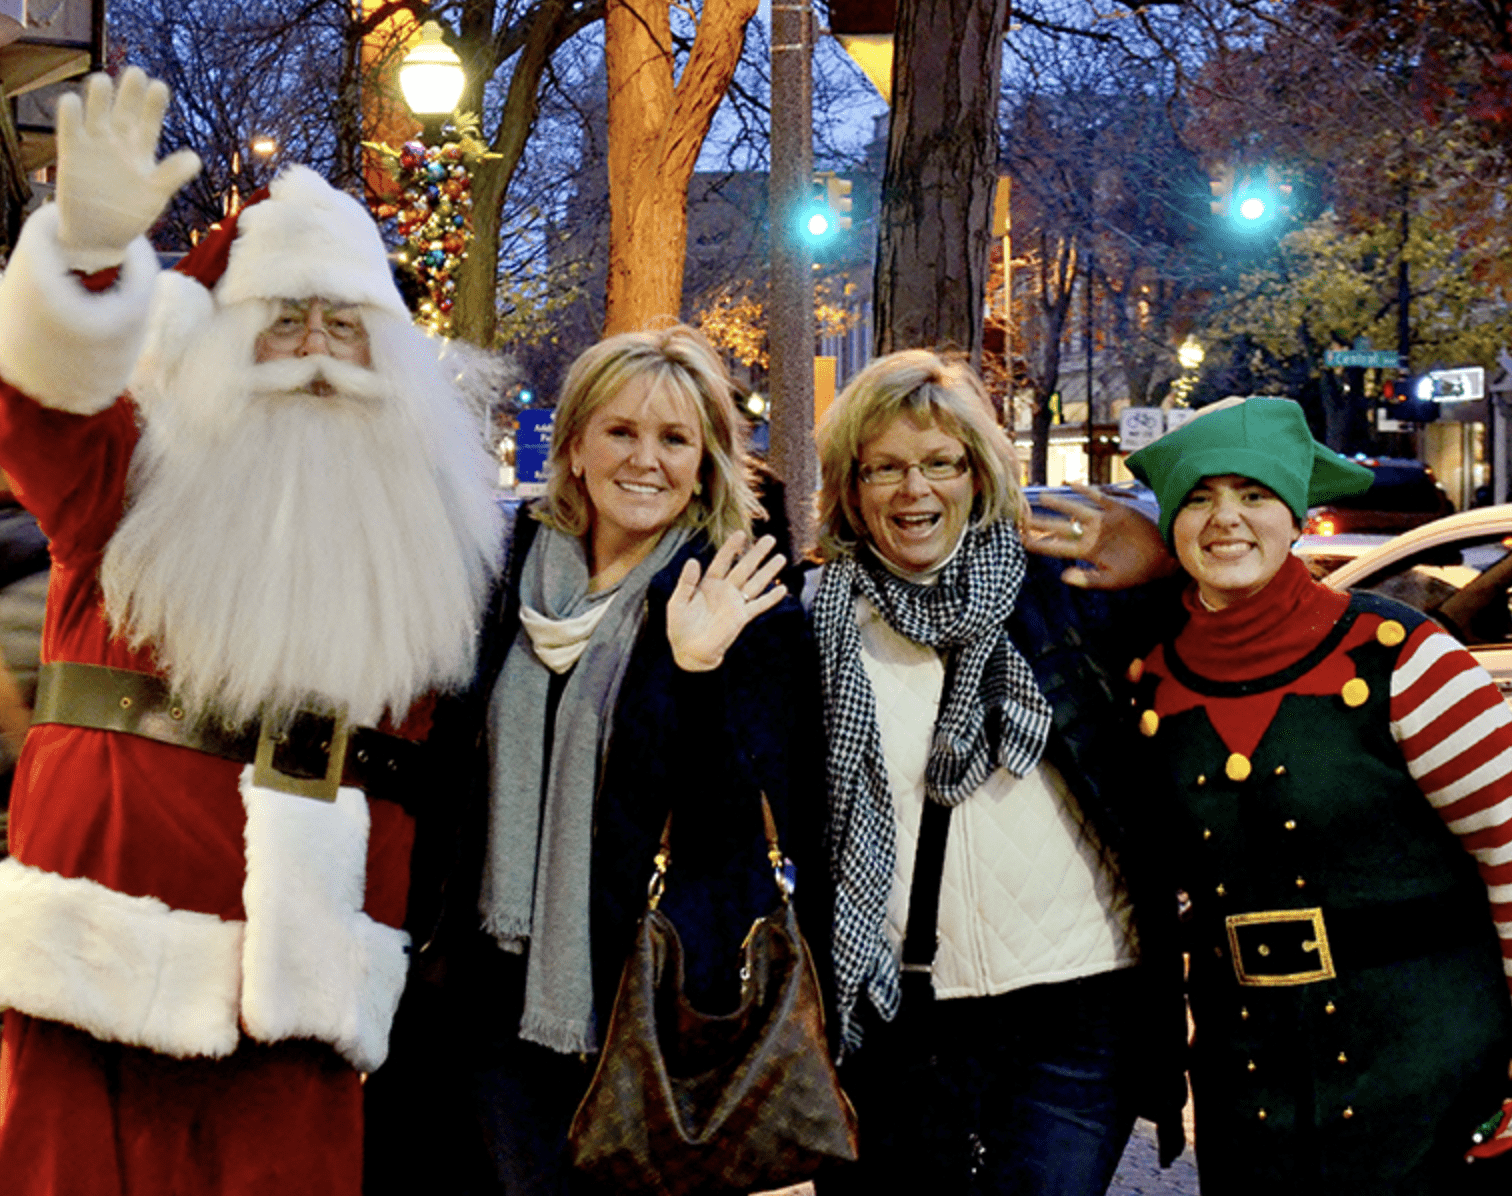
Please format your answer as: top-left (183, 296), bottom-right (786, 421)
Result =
top-left (1322, 505), bottom-right (1512, 699)
top-left (1293, 532), bottom-right (1391, 580)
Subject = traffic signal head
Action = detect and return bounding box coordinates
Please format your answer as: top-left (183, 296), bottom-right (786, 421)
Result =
top-left (1209, 162), bottom-right (1235, 216)
top-left (801, 172), bottom-right (853, 246)
top-left (1211, 163), bottom-right (1292, 234)
top-left (825, 174), bottom-right (853, 231)
top-left (800, 178), bottom-right (836, 245)
top-left (1229, 175), bottom-right (1279, 232)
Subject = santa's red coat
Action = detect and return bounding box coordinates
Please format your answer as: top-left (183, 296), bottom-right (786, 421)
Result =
top-left (0, 383), bottom-right (419, 1194)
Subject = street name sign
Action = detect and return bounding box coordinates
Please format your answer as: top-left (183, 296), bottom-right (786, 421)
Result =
top-left (1324, 349), bottom-right (1402, 369)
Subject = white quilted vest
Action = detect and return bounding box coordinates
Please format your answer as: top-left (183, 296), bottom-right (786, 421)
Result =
top-left (856, 596), bottom-right (1136, 999)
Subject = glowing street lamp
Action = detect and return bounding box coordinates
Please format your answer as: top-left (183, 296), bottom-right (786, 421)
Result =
top-left (399, 22), bottom-right (465, 124)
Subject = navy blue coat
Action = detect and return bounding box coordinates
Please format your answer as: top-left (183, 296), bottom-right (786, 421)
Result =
top-left (365, 509), bottom-right (830, 1195)
top-left (1008, 555), bottom-right (1191, 1158)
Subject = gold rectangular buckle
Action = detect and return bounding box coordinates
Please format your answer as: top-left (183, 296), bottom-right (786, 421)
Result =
top-left (252, 709), bottom-right (350, 802)
top-left (1225, 907), bottom-right (1336, 987)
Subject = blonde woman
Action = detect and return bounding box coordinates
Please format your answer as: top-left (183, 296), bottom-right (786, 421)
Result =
top-left (809, 349), bottom-right (1186, 1195)
top-left (367, 325), bottom-right (829, 1195)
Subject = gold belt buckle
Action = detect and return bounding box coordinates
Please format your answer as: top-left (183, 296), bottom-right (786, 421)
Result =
top-left (252, 708), bottom-right (351, 801)
top-left (1225, 907), bottom-right (1336, 986)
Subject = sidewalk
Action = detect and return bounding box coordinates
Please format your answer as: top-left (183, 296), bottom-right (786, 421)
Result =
top-left (1107, 1119), bottom-right (1199, 1196)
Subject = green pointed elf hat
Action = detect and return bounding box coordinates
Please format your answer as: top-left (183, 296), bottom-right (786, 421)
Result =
top-left (1126, 397), bottom-right (1374, 542)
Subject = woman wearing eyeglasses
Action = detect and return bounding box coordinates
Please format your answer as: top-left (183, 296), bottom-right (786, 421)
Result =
top-left (809, 350), bottom-right (1187, 1194)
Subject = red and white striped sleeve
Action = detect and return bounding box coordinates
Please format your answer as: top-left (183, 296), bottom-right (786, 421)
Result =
top-left (1389, 621), bottom-right (1512, 992)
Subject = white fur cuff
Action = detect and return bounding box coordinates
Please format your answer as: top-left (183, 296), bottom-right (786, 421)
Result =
top-left (0, 856), bottom-right (243, 1057)
top-left (239, 767), bottom-right (410, 1072)
top-left (0, 205), bottom-right (159, 414)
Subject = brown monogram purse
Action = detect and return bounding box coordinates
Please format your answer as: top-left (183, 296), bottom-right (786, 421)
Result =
top-left (567, 793), bottom-right (858, 1195)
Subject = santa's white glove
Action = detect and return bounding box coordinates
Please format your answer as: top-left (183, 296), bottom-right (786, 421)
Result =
top-left (54, 67), bottom-right (201, 272)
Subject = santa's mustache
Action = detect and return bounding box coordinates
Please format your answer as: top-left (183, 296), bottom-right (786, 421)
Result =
top-left (245, 354), bottom-right (387, 403)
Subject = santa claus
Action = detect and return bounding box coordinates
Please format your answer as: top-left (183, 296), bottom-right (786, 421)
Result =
top-left (0, 69), bottom-right (502, 1194)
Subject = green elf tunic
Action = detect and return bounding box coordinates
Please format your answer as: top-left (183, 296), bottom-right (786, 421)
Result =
top-left (1133, 555), bottom-right (1512, 1195)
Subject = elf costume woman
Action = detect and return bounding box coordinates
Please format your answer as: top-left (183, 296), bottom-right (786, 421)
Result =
top-left (1124, 397), bottom-right (1512, 1194)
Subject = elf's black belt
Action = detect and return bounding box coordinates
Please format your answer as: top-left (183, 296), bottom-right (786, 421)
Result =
top-left (1218, 888), bottom-right (1493, 987)
top-left (33, 661), bottom-right (424, 807)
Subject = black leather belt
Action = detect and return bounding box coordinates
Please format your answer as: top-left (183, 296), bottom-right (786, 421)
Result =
top-left (1219, 888), bottom-right (1494, 986)
top-left (33, 661), bottom-right (425, 807)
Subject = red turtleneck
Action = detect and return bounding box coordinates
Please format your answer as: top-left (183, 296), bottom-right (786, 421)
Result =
top-left (1173, 553), bottom-right (1348, 681)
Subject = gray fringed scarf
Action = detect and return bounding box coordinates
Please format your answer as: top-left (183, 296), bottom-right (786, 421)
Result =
top-left (811, 519), bottom-right (1054, 1054)
top-left (480, 522), bottom-right (691, 1053)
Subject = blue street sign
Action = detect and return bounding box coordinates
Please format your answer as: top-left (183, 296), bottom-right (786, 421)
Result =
top-left (516, 408), bottom-right (554, 496)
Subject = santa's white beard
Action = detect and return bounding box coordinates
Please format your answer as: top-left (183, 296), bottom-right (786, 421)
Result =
top-left (102, 303), bottom-right (503, 729)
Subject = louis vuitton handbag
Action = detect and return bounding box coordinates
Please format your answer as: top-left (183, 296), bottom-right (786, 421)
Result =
top-left (567, 793), bottom-right (859, 1195)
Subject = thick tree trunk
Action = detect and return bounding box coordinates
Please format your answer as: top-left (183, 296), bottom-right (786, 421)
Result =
top-left (603, 0), bottom-right (756, 335)
top-left (873, 0), bottom-right (1010, 365)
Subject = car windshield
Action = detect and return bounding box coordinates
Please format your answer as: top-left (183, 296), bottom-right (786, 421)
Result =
top-left (1354, 534), bottom-right (1512, 645)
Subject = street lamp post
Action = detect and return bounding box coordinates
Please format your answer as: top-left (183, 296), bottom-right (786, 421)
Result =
top-left (369, 21), bottom-right (475, 334)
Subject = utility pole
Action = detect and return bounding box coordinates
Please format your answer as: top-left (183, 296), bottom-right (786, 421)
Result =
top-left (768, 0), bottom-right (816, 553)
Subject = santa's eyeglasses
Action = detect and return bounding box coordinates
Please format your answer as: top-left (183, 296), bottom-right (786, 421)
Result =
top-left (261, 298), bottom-right (369, 346)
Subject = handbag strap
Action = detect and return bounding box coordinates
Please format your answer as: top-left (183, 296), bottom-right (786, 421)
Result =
top-left (902, 647), bottom-right (962, 982)
top-left (901, 796), bottom-right (953, 978)
top-left (646, 791), bottom-right (791, 911)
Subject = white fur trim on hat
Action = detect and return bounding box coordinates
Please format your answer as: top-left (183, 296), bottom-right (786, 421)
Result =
top-left (0, 205), bottom-right (160, 415)
top-left (216, 166), bottom-right (408, 319)
top-left (0, 856), bottom-right (243, 1057)
top-left (238, 766), bottom-right (410, 1073)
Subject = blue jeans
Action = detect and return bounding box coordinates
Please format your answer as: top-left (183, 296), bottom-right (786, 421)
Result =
top-left (821, 969), bottom-right (1140, 1196)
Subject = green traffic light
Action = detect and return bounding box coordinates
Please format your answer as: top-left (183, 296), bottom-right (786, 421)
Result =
top-left (807, 211), bottom-right (832, 238)
top-left (1238, 196), bottom-right (1266, 222)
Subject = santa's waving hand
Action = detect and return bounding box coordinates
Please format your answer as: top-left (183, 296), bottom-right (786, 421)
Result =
top-left (55, 67), bottom-right (201, 272)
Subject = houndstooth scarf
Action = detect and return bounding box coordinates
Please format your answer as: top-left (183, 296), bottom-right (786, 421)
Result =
top-left (811, 519), bottom-right (1054, 1054)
